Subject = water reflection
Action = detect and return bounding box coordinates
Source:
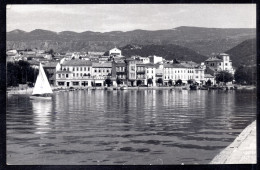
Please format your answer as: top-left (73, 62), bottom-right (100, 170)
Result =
top-left (7, 90), bottom-right (256, 165)
top-left (31, 100), bottom-right (53, 134)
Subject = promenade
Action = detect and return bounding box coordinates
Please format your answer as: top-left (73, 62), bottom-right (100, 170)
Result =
top-left (210, 120), bottom-right (256, 164)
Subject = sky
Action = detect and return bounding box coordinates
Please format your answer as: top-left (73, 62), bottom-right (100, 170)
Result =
top-left (6, 4), bottom-right (256, 33)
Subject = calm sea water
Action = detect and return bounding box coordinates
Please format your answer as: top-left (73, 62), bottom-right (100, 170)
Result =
top-left (7, 90), bottom-right (256, 165)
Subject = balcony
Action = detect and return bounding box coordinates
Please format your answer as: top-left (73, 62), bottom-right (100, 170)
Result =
top-left (136, 71), bottom-right (145, 74)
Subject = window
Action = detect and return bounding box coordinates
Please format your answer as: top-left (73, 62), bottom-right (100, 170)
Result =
top-left (147, 70), bottom-right (149, 73)
top-left (80, 73), bottom-right (82, 76)
top-left (77, 73), bottom-right (78, 77)
top-left (225, 63), bottom-right (228, 66)
top-left (66, 74), bottom-right (68, 78)
top-left (84, 67), bottom-right (86, 71)
top-left (73, 73), bottom-right (75, 77)
top-left (107, 70), bottom-right (109, 73)
top-left (94, 69), bottom-right (97, 72)
top-left (152, 70), bottom-right (153, 73)
top-left (88, 67), bottom-right (90, 71)
top-left (73, 67), bottom-right (75, 71)
top-left (80, 67), bottom-right (82, 71)
top-left (77, 67), bottom-right (78, 71)
top-left (58, 82), bottom-right (64, 85)
top-left (58, 74), bottom-right (61, 78)
top-left (73, 82), bottom-right (79, 85)
top-left (99, 70), bottom-right (101, 73)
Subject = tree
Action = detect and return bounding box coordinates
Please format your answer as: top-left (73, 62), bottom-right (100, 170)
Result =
top-left (157, 78), bottom-right (163, 86)
top-left (206, 79), bottom-right (212, 86)
top-left (105, 78), bottom-right (112, 87)
top-left (147, 78), bottom-right (153, 86)
top-left (7, 61), bottom-right (39, 87)
top-left (168, 79), bottom-right (173, 86)
top-left (187, 79), bottom-right (193, 84)
top-left (215, 71), bottom-right (234, 84)
top-left (176, 79), bottom-right (182, 86)
top-left (116, 78), bottom-right (122, 86)
top-left (137, 80), bottom-right (142, 86)
top-left (234, 66), bottom-right (256, 85)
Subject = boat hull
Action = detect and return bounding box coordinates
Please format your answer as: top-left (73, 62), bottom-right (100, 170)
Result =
top-left (30, 96), bottom-right (52, 100)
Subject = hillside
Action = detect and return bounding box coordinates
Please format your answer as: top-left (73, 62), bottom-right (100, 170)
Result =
top-left (7, 26), bottom-right (256, 56)
top-left (120, 44), bottom-right (207, 63)
top-left (225, 38), bottom-right (256, 67)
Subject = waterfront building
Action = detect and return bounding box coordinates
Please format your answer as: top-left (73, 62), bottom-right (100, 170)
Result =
top-left (56, 59), bottom-right (92, 88)
top-left (125, 58), bottom-right (137, 86)
top-left (163, 63), bottom-right (205, 85)
top-left (43, 62), bottom-right (61, 85)
top-left (204, 53), bottom-right (234, 74)
top-left (204, 74), bottom-right (215, 85)
top-left (145, 63), bottom-right (156, 86)
top-left (136, 63), bottom-right (147, 85)
top-left (111, 61), bottom-right (127, 85)
top-left (92, 62), bottom-right (112, 86)
top-left (155, 63), bottom-right (164, 85)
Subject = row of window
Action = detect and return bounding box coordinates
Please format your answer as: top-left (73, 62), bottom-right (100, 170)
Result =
top-left (116, 67), bottom-right (125, 72)
top-left (164, 70), bottom-right (194, 74)
top-left (136, 67), bottom-right (145, 71)
top-left (94, 69), bottom-right (110, 73)
top-left (62, 67), bottom-right (91, 72)
top-left (137, 74), bottom-right (145, 79)
top-left (164, 75), bottom-right (195, 80)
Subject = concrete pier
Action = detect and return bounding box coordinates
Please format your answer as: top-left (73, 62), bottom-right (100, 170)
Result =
top-left (210, 120), bottom-right (256, 164)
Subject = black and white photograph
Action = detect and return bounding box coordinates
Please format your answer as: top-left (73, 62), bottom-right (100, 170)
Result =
top-left (6, 4), bottom-right (256, 165)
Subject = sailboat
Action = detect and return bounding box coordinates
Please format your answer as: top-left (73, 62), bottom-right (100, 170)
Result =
top-left (30, 63), bottom-right (53, 100)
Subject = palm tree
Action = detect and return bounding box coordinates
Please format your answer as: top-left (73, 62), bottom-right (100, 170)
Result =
top-left (168, 79), bottom-right (173, 86)
top-left (176, 79), bottom-right (182, 86)
top-left (105, 78), bottom-right (112, 87)
top-left (137, 80), bottom-right (142, 86)
top-left (147, 78), bottom-right (153, 87)
top-left (157, 78), bottom-right (163, 86)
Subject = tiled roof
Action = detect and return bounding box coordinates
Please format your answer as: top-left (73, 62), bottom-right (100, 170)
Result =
top-left (56, 70), bottom-right (72, 73)
top-left (62, 59), bottom-right (92, 66)
top-left (92, 62), bottom-right (112, 68)
top-left (144, 63), bottom-right (155, 68)
top-left (43, 62), bottom-right (59, 68)
top-left (205, 57), bottom-right (222, 62)
top-left (163, 63), bottom-right (188, 68)
top-left (27, 60), bottom-right (40, 65)
top-left (204, 74), bottom-right (214, 78)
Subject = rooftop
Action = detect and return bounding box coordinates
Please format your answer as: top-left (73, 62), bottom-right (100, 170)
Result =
top-left (43, 62), bottom-right (59, 68)
top-left (62, 59), bottom-right (92, 66)
top-left (205, 57), bottom-right (223, 62)
top-left (92, 62), bottom-right (112, 68)
top-left (204, 74), bottom-right (214, 78)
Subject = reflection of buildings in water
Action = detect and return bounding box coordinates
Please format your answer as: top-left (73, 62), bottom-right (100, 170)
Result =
top-left (143, 90), bottom-right (157, 125)
top-left (31, 100), bottom-right (53, 135)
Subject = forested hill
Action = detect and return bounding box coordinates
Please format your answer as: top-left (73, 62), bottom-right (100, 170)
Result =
top-left (225, 38), bottom-right (256, 67)
top-left (120, 44), bottom-right (207, 63)
top-left (7, 26), bottom-right (255, 56)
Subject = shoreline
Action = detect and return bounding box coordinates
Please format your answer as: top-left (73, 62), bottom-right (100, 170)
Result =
top-left (210, 120), bottom-right (256, 164)
top-left (6, 85), bottom-right (256, 95)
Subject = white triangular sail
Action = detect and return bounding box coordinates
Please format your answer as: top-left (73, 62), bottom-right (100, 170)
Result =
top-left (32, 63), bottom-right (53, 95)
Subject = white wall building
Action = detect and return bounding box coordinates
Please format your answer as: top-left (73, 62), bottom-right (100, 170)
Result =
top-left (149, 55), bottom-right (163, 64)
top-left (109, 47), bottom-right (121, 57)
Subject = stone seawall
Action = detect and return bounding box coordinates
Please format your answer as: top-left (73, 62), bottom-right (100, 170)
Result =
top-left (210, 120), bottom-right (256, 164)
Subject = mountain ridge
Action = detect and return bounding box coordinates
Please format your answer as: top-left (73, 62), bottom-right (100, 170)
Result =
top-left (7, 26), bottom-right (256, 56)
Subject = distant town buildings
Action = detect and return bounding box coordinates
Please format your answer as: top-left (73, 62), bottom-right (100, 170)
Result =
top-left (7, 47), bottom-right (236, 88)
